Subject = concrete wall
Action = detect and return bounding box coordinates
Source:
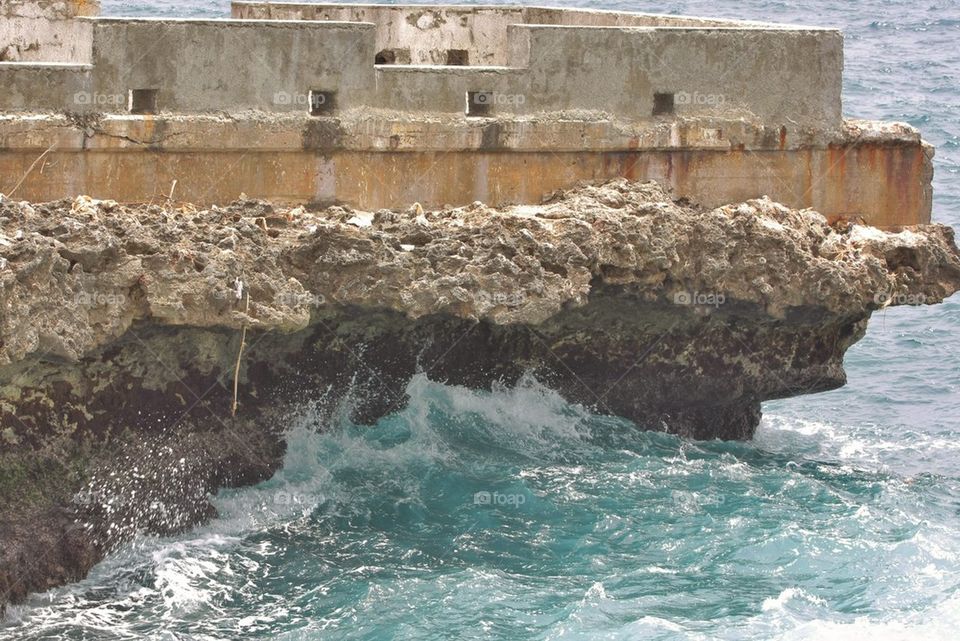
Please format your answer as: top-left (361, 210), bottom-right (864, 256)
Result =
top-left (0, 0), bottom-right (97, 62)
top-left (367, 24), bottom-right (841, 128)
top-left (0, 4), bottom-right (843, 128)
top-left (373, 65), bottom-right (528, 114)
top-left (232, 3), bottom-right (527, 65)
top-left (87, 18), bottom-right (375, 114)
top-left (228, 2), bottom-right (842, 128)
top-left (0, 18), bottom-right (842, 129)
top-left (0, 62), bottom-right (91, 111)
top-left (0, 16), bottom-right (379, 114)
top-left (514, 25), bottom-right (842, 128)
top-left (229, 2), bottom-right (829, 65)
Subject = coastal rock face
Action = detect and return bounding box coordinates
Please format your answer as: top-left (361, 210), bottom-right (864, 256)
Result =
top-left (1, 179), bottom-right (959, 607)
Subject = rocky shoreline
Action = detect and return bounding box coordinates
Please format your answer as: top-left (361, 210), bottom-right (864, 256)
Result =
top-left (2, 179), bottom-right (959, 609)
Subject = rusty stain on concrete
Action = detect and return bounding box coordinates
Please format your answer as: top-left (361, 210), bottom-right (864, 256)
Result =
top-left (0, 142), bottom-right (932, 228)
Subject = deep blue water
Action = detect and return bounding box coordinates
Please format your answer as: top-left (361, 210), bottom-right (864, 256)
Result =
top-left (5, 1), bottom-right (960, 639)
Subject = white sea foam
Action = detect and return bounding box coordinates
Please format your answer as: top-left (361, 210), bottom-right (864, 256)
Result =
top-left (761, 587), bottom-right (828, 612)
top-left (770, 594), bottom-right (960, 641)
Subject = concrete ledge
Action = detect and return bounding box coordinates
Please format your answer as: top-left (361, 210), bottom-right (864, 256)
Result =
top-left (0, 114), bottom-right (917, 153)
top-left (0, 62), bottom-right (92, 69)
top-left (0, 113), bottom-right (871, 153)
top-left (0, 115), bottom-right (930, 228)
top-left (232, 3), bottom-right (829, 30)
top-left (81, 16), bottom-right (375, 29)
top-left (376, 65), bottom-right (521, 72)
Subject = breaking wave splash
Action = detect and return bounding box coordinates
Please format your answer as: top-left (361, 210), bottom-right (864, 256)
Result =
top-left (4, 373), bottom-right (960, 640)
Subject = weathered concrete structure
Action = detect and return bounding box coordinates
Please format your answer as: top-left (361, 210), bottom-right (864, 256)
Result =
top-left (0, 2), bottom-right (935, 228)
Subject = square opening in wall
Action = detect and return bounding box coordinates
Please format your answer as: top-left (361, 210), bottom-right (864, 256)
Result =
top-left (375, 49), bottom-right (397, 64)
top-left (129, 89), bottom-right (158, 115)
top-left (309, 90), bottom-right (336, 116)
top-left (447, 49), bottom-right (469, 66)
top-left (375, 48), bottom-right (410, 65)
top-left (653, 92), bottom-right (675, 116)
top-left (466, 91), bottom-right (493, 117)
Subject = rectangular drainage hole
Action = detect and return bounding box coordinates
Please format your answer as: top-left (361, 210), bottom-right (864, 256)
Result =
top-left (375, 48), bottom-right (411, 65)
top-left (446, 49), bottom-right (469, 66)
top-left (309, 90), bottom-right (336, 116)
top-left (129, 89), bottom-right (158, 115)
top-left (653, 92), bottom-right (675, 116)
top-left (466, 91), bottom-right (493, 117)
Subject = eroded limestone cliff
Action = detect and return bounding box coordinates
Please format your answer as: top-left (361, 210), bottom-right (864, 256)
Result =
top-left (1, 179), bottom-right (959, 607)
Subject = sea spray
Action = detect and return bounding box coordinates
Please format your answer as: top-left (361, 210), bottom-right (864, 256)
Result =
top-left (5, 374), bottom-right (960, 639)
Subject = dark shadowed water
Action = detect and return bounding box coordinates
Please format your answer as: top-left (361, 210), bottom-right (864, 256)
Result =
top-left (3, 1), bottom-right (959, 639)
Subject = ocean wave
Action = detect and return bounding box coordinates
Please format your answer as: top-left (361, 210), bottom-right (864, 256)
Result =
top-left (4, 374), bottom-right (960, 640)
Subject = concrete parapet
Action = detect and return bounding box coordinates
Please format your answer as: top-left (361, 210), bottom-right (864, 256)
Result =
top-left (232, 3), bottom-right (529, 66)
top-left (88, 18), bottom-right (375, 114)
top-left (0, 62), bottom-right (91, 110)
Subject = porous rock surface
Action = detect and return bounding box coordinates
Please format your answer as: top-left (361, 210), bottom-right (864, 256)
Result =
top-left (1, 179), bottom-right (959, 608)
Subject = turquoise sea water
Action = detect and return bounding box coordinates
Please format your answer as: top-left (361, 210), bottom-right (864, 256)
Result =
top-left (4, 1), bottom-right (960, 639)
